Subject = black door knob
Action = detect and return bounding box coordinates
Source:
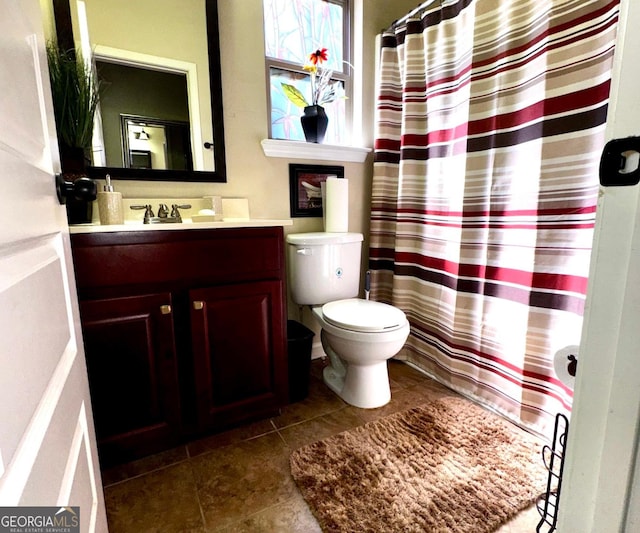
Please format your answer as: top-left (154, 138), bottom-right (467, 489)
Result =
top-left (55, 174), bottom-right (97, 205)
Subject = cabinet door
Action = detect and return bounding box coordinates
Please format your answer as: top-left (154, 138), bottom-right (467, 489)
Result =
top-left (190, 281), bottom-right (287, 430)
top-left (79, 293), bottom-right (181, 465)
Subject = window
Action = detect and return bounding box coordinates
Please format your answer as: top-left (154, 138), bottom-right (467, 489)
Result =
top-left (263, 0), bottom-right (351, 144)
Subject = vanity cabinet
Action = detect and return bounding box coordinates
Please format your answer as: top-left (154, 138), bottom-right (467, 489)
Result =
top-left (70, 227), bottom-right (288, 466)
top-left (78, 292), bottom-right (181, 465)
top-left (190, 280), bottom-right (285, 429)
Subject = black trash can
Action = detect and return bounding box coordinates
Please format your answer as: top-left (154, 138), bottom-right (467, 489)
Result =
top-left (287, 320), bottom-right (315, 402)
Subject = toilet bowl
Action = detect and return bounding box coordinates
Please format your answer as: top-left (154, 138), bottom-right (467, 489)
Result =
top-left (286, 232), bottom-right (410, 409)
top-left (312, 299), bottom-right (410, 408)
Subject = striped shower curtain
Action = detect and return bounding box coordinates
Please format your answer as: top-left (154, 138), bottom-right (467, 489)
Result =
top-left (370, 0), bottom-right (619, 434)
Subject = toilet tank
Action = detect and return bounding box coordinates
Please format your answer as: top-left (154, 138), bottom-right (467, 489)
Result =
top-left (286, 232), bottom-right (364, 305)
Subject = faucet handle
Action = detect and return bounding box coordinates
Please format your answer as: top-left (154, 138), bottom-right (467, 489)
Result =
top-left (170, 204), bottom-right (191, 219)
top-left (130, 204), bottom-right (154, 223)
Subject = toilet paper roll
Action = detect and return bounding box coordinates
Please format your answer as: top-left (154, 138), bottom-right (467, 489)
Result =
top-left (321, 181), bottom-right (327, 229)
top-left (324, 177), bottom-right (349, 232)
top-left (553, 345), bottom-right (579, 389)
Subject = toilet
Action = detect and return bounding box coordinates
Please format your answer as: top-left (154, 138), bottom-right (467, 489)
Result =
top-left (286, 232), bottom-right (410, 408)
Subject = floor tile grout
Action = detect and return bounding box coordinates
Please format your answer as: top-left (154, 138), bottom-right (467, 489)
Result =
top-left (274, 428), bottom-right (290, 448)
top-left (101, 446), bottom-right (190, 489)
top-left (188, 457), bottom-right (210, 532)
top-left (273, 404), bottom-right (348, 431)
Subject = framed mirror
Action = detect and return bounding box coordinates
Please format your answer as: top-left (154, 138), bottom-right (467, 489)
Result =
top-left (52, 0), bottom-right (226, 182)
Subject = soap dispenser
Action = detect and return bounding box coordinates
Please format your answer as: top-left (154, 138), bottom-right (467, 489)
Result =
top-left (97, 174), bottom-right (124, 225)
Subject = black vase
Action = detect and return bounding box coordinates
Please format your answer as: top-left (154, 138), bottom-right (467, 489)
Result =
top-left (60, 144), bottom-right (95, 224)
top-left (65, 196), bottom-right (94, 225)
top-left (301, 105), bottom-right (328, 144)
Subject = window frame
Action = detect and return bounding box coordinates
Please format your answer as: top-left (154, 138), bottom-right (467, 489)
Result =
top-left (264, 0), bottom-right (353, 144)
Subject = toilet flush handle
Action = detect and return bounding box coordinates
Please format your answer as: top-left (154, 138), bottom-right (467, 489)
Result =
top-left (296, 247), bottom-right (312, 256)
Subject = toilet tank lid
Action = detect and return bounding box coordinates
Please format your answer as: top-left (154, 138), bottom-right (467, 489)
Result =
top-left (286, 232), bottom-right (363, 245)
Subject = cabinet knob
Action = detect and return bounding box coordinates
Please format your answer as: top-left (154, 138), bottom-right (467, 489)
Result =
top-left (160, 304), bottom-right (172, 315)
top-left (193, 301), bottom-right (204, 310)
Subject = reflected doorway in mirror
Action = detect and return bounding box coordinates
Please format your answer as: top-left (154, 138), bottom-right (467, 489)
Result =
top-left (121, 115), bottom-right (193, 171)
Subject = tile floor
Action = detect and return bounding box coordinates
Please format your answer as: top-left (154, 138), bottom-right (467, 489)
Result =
top-left (102, 359), bottom-right (544, 532)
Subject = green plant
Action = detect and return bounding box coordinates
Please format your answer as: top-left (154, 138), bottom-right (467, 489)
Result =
top-left (46, 42), bottom-right (100, 150)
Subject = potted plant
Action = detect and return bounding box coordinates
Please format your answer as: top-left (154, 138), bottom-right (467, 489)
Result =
top-left (46, 42), bottom-right (100, 222)
top-left (282, 48), bottom-right (340, 144)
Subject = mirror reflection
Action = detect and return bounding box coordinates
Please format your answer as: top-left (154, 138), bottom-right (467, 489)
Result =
top-left (54, 0), bottom-right (226, 182)
top-left (96, 60), bottom-right (193, 171)
top-left (122, 116), bottom-right (192, 170)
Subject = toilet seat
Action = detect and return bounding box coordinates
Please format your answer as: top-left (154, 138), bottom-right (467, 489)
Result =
top-left (321, 298), bottom-right (407, 333)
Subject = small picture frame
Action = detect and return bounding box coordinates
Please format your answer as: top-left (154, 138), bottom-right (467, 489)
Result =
top-left (289, 164), bottom-right (345, 217)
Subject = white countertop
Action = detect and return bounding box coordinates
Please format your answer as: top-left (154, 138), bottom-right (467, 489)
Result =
top-left (69, 219), bottom-right (293, 234)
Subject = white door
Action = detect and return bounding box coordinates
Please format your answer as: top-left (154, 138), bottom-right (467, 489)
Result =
top-left (0, 0), bottom-right (107, 531)
top-left (558, 0), bottom-right (640, 531)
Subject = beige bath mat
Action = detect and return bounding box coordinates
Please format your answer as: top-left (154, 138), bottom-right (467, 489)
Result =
top-left (290, 396), bottom-right (548, 532)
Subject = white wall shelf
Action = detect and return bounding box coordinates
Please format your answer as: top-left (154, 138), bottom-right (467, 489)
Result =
top-left (261, 139), bottom-right (371, 163)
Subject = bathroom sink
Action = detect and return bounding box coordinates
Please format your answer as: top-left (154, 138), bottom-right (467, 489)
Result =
top-left (69, 218), bottom-right (293, 234)
top-left (69, 196), bottom-right (292, 233)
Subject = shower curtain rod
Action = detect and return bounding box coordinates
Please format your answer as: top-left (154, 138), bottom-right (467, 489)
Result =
top-left (391, 0), bottom-right (440, 29)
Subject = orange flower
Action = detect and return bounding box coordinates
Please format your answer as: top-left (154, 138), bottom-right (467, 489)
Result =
top-left (309, 48), bottom-right (328, 65)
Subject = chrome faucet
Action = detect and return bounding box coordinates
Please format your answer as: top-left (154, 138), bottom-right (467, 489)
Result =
top-left (129, 203), bottom-right (191, 224)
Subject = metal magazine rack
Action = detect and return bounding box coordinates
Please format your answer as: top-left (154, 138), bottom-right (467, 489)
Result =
top-left (536, 413), bottom-right (569, 532)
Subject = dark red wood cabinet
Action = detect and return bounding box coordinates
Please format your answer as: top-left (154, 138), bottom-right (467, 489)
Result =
top-left (79, 292), bottom-right (181, 465)
top-left (190, 280), bottom-right (285, 429)
top-left (70, 227), bottom-right (288, 466)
